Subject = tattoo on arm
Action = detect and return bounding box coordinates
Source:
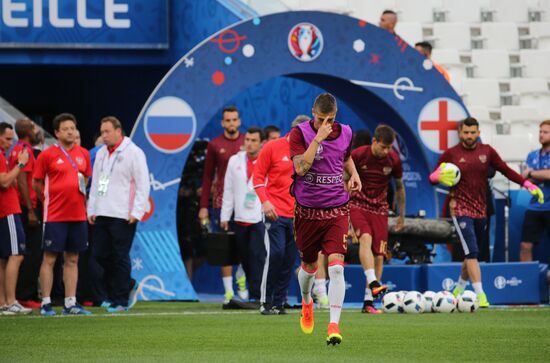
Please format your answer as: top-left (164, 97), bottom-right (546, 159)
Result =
top-left (293, 155), bottom-right (312, 176)
top-left (395, 178), bottom-right (404, 191)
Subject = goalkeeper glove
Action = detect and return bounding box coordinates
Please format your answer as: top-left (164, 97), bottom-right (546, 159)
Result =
top-left (429, 163), bottom-right (456, 187)
top-left (523, 180), bottom-right (545, 204)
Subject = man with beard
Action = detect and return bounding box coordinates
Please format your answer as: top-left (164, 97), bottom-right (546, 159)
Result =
top-left (430, 117), bottom-right (544, 307)
top-left (520, 120), bottom-right (550, 261)
top-left (199, 106), bottom-right (247, 303)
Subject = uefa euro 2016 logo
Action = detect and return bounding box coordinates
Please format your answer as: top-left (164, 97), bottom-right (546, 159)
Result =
top-left (288, 23), bottom-right (323, 62)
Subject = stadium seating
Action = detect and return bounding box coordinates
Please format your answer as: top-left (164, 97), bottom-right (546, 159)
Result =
top-left (492, 134), bottom-right (538, 162)
top-left (526, 22), bottom-right (550, 49)
top-left (395, 22), bottom-right (423, 45)
top-left (462, 78), bottom-right (501, 108)
top-left (485, 0), bottom-right (532, 23)
top-left (520, 49), bottom-right (550, 77)
top-left (350, 0), bottom-right (396, 24)
top-left (433, 23), bottom-right (472, 50)
top-left (478, 22), bottom-right (519, 50)
top-left (434, 0), bottom-right (488, 23)
top-left (431, 48), bottom-right (468, 82)
top-left (471, 50), bottom-right (511, 78)
top-left (394, 0), bottom-right (438, 23)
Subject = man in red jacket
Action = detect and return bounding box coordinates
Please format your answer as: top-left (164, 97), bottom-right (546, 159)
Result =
top-left (253, 115), bottom-right (308, 315)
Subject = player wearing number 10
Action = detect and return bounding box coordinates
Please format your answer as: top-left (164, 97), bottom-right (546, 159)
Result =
top-left (429, 117), bottom-right (544, 307)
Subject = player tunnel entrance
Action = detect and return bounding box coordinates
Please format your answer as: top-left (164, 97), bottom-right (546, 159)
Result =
top-left (173, 72), bottom-right (433, 285)
top-left (130, 11), bottom-right (466, 300)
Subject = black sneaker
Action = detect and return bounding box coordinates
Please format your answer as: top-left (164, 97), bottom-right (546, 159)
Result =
top-left (260, 303), bottom-right (271, 315)
top-left (270, 305), bottom-right (287, 315)
top-left (368, 280), bottom-right (388, 298)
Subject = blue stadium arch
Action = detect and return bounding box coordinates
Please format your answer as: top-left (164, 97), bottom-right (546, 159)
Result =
top-left (129, 11), bottom-right (468, 300)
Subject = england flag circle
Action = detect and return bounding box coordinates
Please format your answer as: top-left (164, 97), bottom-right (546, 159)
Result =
top-left (417, 97), bottom-right (468, 154)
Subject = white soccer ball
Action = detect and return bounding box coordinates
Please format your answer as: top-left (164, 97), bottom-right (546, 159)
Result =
top-left (382, 292), bottom-right (403, 313)
top-left (442, 162), bottom-right (461, 186)
top-left (457, 290), bottom-right (479, 313)
top-left (397, 290), bottom-right (407, 302)
top-left (433, 291), bottom-right (457, 313)
top-left (403, 291), bottom-right (425, 314)
top-left (423, 291), bottom-right (436, 313)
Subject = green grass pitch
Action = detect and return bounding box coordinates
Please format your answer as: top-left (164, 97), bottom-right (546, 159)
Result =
top-left (1, 302), bottom-right (549, 362)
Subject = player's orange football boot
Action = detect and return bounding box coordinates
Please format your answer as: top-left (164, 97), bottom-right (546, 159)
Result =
top-left (300, 300), bottom-right (314, 334)
top-left (369, 281), bottom-right (388, 298)
top-left (326, 323), bottom-right (342, 346)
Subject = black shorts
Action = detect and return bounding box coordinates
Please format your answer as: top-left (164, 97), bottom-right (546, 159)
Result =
top-left (521, 210), bottom-right (550, 244)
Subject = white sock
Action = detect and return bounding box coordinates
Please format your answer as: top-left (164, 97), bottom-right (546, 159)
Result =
top-left (313, 279), bottom-right (327, 298)
top-left (364, 288), bottom-right (373, 302)
top-left (457, 277), bottom-right (468, 290)
top-left (42, 297), bottom-right (51, 306)
top-left (235, 264), bottom-right (245, 280)
top-left (328, 264), bottom-right (345, 324)
top-left (472, 282), bottom-right (484, 294)
top-left (222, 276), bottom-right (234, 295)
top-left (364, 269), bottom-right (377, 285)
top-left (298, 266), bottom-right (316, 304)
top-left (64, 296), bottom-right (76, 308)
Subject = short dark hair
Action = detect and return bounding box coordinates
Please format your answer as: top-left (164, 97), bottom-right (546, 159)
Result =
top-left (373, 124), bottom-right (395, 144)
top-left (15, 118), bottom-right (34, 139)
top-left (101, 116), bottom-right (122, 129)
top-left (352, 129), bottom-right (372, 149)
top-left (458, 117), bottom-right (479, 130)
top-left (263, 125), bottom-right (280, 137)
top-left (0, 122), bottom-right (13, 135)
top-left (382, 9), bottom-right (397, 16)
top-left (415, 41), bottom-right (432, 55)
top-left (52, 113), bottom-right (77, 131)
top-left (222, 106), bottom-right (239, 118)
top-left (246, 126), bottom-right (266, 141)
top-left (313, 93), bottom-right (337, 114)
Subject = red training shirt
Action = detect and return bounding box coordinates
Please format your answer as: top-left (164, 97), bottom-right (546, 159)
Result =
top-left (434, 142), bottom-right (525, 218)
top-left (33, 144), bottom-right (92, 222)
top-left (350, 145), bottom-right (403, 215)
top-left (0, 152), bottom-right (22, 218)
top-left (253, 136), bottom-right (295, 218)
top-left (8, 140), bottom-right (37, 209)
top-left (200, 133), bottom-right (245, 209)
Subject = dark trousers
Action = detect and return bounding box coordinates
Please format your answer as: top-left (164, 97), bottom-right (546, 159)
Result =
top-left (16, 206), bottom-right (43, 301)
top-left (232, 222), bottom-right (266, 300)
top-left (91, 217), bottom-right (137, 306)
top-left (262, 217), bottom-right (297, 306)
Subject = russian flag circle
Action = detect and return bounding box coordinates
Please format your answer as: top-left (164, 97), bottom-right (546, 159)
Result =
top-left (144, 96), bottom-right (196, 154)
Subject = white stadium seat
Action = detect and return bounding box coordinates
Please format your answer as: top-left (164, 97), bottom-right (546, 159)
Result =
top-left (395, 22), bottom-right (423, 45)
top-left (435, 0), bottom-right (489, 23)
top-left (462, 78), bottom-right (501, 108)
top-left (510, 78), bottom-right (550, 117)
top-left (467, 105), bottom-right (494, 143)
top-left (467, 105), bottom-right (491, 121)
top-left (519, 50), bottom-right (550, 77)
top-left (491, 134), bottom-right (538, 162)
top-left (431, 49), bottom-right (468, 81)
top-left (433, 23), bottom-right (472, 50)
top-left (500, 105), bottom-right (541, 122)
top-left (479, 23), bottom-right (519, 50)
top-left (471, 50), bottom-right (511, 78)
top-left (394, 0), bottom-right (439, 23)
top-left (487, 0), bottom-right (530, 23)
top-left (286, 0), bottom-right (351, 13)
top-left (350, 0), bottom-right (396, 25)
top-left (529, 22), bottom-right (550, 50)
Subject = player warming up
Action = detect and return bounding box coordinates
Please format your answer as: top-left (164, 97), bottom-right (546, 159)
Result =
top-left (289, 93), bottom-right (361, 345)
top-left (429, 117), bottom-right (544, 307)
top-left (350, 125), bottom-right (406, 314)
